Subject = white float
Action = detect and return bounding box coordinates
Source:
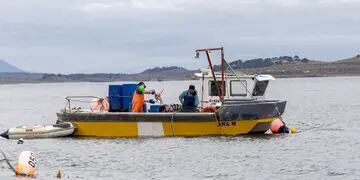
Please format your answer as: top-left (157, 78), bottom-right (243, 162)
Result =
top-left (1, 122), bottom-right (75, 139)
top-left (15, 151), bottom-right (36, 177)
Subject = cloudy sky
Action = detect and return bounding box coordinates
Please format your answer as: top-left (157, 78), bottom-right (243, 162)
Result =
top-left (0, 0), bottom-right (359, 74)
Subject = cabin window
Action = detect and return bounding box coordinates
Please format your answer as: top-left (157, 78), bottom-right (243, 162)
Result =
top-left (209, 81), bottom-right (226, 96)
top-left (253, 80), bottom-right (269, 96)
top-left (230, 80), bottom-right (247, 96)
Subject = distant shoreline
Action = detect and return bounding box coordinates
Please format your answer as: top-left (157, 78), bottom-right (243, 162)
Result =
top-left (1, 55), bottom-right (359, 84)
top-left (1, 74), bottom-right (359, 86)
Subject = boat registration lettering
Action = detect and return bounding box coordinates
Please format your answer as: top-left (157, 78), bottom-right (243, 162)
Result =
top-left (218, 121), bottom-right (236, 127)
top-left (28, 153), bottom-right (36, 168)
top-left (209, 99), bottom-right (221, 103)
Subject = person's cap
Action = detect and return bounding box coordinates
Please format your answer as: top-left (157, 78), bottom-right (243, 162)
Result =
top-left (189, 85), bottom-right (195, 90)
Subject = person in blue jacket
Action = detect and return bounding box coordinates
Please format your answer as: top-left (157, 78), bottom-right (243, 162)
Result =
top-left (179, 85), bottom-right (199, 112)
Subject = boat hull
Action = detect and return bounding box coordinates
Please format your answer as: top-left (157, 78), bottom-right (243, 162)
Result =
top-left (57, 114), bottom-right (276, 138)
top-left (56, 100), bottom-right (286, 138)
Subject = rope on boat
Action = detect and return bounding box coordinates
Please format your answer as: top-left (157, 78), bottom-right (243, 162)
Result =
top-left (170, 112), bottom-right (176, 136)
top-left (223, 59), bottom-right (253, 98)
top-left (274, 107), bottom-right (282, 119)
top-left (274, 106), bottom-right (285, 124)
top-left (213, 112), bottom-right (226, 135)
top-left (0, 148), bottom-right (16, 173)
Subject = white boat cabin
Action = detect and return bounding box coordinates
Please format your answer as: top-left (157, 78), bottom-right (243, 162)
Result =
top-left (195, 69), bottom-right (275, 107)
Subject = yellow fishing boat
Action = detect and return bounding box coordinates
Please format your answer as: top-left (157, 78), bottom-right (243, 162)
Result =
top-left (56, 48), bottom-right (286, 138)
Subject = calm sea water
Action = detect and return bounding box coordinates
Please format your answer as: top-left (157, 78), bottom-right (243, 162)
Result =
top-left (0, 77), bottom-right (359, 179)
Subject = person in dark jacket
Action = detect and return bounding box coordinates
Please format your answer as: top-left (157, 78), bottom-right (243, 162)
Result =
top-left (179, 85), bottom-right (199, 112)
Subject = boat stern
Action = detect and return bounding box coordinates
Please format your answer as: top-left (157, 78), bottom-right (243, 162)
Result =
top-left (217, 99), bottom-right (287, 134)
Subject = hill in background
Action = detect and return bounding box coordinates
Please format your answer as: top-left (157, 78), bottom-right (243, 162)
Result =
top-left (239, 55), bottom-right (360, 77)
top-left (39, 66), bottom-right (196, 82)
top-left (0, 55), bottom-right (360, 83)
top-left (216, 55), bottom-right (310, 70)
top-left (0, 59), bottom-right (23, 73)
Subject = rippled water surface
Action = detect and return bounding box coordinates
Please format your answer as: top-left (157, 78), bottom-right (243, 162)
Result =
top-left (0, 77), bottom-right (360, 179)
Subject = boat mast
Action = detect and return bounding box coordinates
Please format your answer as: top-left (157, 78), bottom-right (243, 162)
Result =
top-left (195, 47), bottom-right (225, 104)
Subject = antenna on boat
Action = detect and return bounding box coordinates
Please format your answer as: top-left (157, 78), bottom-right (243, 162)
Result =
top-left (194, 47), bottom-right (225, 104)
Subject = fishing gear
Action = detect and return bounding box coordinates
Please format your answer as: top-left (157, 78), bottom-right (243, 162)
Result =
top-left (0, 148), bottom-right (16, 173)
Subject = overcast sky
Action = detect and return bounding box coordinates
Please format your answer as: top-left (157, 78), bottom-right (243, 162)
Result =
top-left (0, 0), bottom-right (359, 74)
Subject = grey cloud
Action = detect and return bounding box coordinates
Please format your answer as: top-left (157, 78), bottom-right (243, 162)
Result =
top-left (0, 0), bottom-right (359, 73)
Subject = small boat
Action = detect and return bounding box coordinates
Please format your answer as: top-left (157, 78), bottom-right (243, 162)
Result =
top-left (56, 47), bottom-right (287, 138)
top-left (0, 122), bottom-right (75, 139)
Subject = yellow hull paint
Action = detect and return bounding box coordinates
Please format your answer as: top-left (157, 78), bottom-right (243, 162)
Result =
top-left (74, 122), bottom-right (138, 137)
top-left (71, 118), bottom-right (274, 138)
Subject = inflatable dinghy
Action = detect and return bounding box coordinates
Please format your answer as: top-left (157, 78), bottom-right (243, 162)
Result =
top-left (0, 122), bottom-right (75, 139)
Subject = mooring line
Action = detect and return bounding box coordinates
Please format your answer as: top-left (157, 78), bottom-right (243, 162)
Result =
top-left (0, 149), bottom-right (16, 173)
top-left (170, 112), bottom-right (176, 136)
top-left (214, 112), bottom-right (226, 135)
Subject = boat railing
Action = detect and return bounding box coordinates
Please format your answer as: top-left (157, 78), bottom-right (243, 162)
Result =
top-left (64, 96), bottom-right (105, 113)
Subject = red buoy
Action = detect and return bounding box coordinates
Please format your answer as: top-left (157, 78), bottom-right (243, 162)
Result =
top-left (270, 118), bottom-right (284, 133)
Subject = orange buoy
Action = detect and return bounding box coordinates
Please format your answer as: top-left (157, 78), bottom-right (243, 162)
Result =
top-left (270, 118), bottom-right (284, 133)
